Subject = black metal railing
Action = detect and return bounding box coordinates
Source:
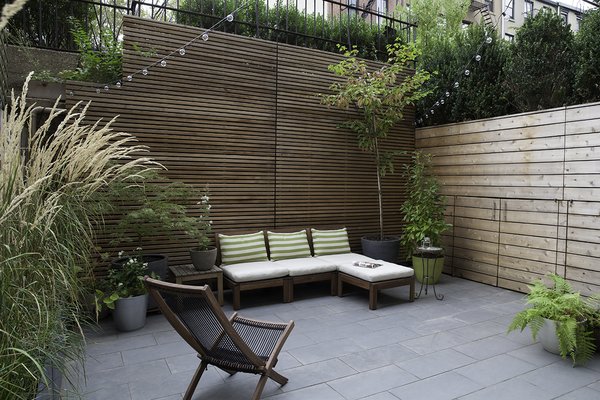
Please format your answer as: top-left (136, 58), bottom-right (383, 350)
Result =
top-left (4, 0), bottom-right (416, 61)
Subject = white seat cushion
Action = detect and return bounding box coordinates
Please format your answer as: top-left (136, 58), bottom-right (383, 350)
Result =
top-left (316, 253), bottom-right (413, 283)
top-left (274, 257), bottom-right (337, 277)
top-left (221, 261), bottom-right (288, 283)
top-left (315, 252), bottom-right (375, 265)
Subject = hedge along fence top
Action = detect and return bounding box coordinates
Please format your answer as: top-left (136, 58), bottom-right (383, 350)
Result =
top-left (7, 0), bottom-right (417, 61)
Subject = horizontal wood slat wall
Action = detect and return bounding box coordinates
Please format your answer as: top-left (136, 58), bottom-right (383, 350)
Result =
top-left (417, 102), bottom-right (600, 296)
top-left (65, 16), bottom-right (414, 274)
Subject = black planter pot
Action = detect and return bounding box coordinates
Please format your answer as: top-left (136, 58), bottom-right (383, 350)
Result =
top-left (361, 236), bottom-right (400, 263)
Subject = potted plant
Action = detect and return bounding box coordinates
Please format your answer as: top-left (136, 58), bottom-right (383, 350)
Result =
top-left (189, 185), bottom-right (217, 270)
top-left (321, 41), bottom-right (431, 262)
top-left (109, 170), bottom-right (198, 280)
top-left (399, 151), bottom-right (451, 284)
top-left (508, 274), bottom-right (597, 365)
top-left (96, 252), bottom-right (154, 332)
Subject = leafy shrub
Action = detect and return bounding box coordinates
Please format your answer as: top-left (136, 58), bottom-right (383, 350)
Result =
top-left (503, 9), bottom-right (575, 112)
top-left (574, 8), bottom-right (600, 103)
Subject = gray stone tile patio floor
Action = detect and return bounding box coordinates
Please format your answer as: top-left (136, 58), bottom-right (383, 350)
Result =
top-left (74, 276), bottom-right (600, 400)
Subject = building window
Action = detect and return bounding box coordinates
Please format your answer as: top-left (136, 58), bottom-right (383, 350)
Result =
top-left (505, 33), bottom-right (514, 42)
top-left (505, 0), bottom-right (514, 19)
top-left (524, 0), bottom-right (533, 18)
top-left (485, 0), bottom-right (494, 11)
top-left (561, 10), bottom-right (568, 25)
top-left (376, 0), bottom-right (387, 15)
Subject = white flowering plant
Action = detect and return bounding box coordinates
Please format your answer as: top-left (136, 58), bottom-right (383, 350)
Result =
top-left (95, 249), bottom-right (155, 310)
top-left (193, 185), bottom-right (213, 251)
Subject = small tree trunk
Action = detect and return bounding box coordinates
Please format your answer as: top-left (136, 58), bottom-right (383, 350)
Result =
top-left (374, 137), bottom-right (384, 240)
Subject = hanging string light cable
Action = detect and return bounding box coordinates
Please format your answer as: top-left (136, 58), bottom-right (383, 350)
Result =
top-left (71, 2), bottom-right (249, 96)
top-left (417, 0), bottom-right (515, 126)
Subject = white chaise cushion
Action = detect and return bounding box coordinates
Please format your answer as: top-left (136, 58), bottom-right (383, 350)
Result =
top-left (220, 261), bottom-right (288, 283)
top-left (274, 257), bottom-right (337, 277)
top-left (316, 253), bottom-right (414, 283)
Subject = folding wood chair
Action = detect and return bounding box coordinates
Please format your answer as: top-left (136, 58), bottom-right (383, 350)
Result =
top-left (143, 277), bottom-right (294, 400)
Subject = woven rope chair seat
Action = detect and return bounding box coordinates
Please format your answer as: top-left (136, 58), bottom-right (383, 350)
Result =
top-left (143, 277), bottom-right (294, 400)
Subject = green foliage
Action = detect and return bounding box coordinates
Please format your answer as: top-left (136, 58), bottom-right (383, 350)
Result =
top-left (95, 253), bottom-right (151, 311)
top-left (574, 8), bottom-right (600, 103)
top-left (191, 185), bottom-right (213, 251)
top-left (0, 74), bottom-right (154, 398)
top-left (321, 41), bottom-right (431, 239)
top-left (504, 9), bottom-right (575, 112)
top-left (394, 0), bottom-right (470, 56)
top-left (57, 21), bottom-right (123, 83)
top-left (399, 151), bottom-right (451, 257)
top-left (508, 274), bottom-right (598, 365)
top-left (180, 0), bottom-right (405, 60)
top-left (6, 0), bottom-right (87, 48)
top-left (109, 170), bottom-right (200, 250)
top-left (418, 24), bottom-right (514, 124)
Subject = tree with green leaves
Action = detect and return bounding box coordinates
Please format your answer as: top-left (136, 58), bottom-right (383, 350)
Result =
top-left (574, 8), bottom-right (600, 103)
top-left (504, 8), bottom-right (575, 112)
top-left (321, 42), bottom-right (431, 240)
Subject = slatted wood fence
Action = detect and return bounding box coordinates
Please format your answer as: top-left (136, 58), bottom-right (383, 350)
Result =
top-left (65, 16), bottom-right (415, 274)
top-left (417, 102), bottom-right (600, 296)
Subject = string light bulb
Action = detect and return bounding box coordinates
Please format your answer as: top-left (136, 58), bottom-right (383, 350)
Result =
top-left (226, 14), bottom-right (234, 22)
top-left (454, 81), bottom-right (459, 89)
top-left (116, 81), bottom-right (122, 88)
top-left (96, 88), bottom-right (100, 93)
top-left (104, 85), bottom-right (109, 91)
top-left (440, 99), bottom-right (445, 105)
top-left (464, 69), bottom-right (470, 76)
top-left (179, 48), bottom-right (186, 55)
top-left (127, 75), bottom-right (133, 81)
top-left (475, 54), bottom-right (482, 62)
top-left (202, 33), bottom-right (209, 41)
top-left (486, 36), bottom-right (493, 44)
top-left (142, 68), bottom-right (148, 76)
top-left (445, 91), bottom-right (450, 97)
top-left (160, 60), bottom-right (167, 67)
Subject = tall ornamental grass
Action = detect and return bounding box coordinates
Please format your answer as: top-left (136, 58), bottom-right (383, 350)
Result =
top-left (0, 73), bottom-right (155, 398)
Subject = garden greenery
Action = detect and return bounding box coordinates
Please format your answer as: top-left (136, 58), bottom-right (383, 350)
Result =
top-left (416, 7), bottom-right (600, 126)
top-left (0, 74), bottom-right (155, 398)
top-left (321, 41), bottom-right (430, 240)
top-left (399, 151), bottom-right (451, 258)
top-left (508, 274), bottom-right (599, 366)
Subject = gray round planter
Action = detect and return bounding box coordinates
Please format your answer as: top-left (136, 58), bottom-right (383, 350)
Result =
top-left (190, 247), bottom-right (217, 271)
top-left (539, 318), bottom-right (560, 355)
top-left (361, 236), bottom-right (400, 263)
top-left (113, 294), bottom-right (148, 332)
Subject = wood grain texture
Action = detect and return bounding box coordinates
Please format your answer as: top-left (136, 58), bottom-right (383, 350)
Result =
top-left (418, 102), bottom-right (600, 294)
top-left (64, 16), bottom-right (415, 275)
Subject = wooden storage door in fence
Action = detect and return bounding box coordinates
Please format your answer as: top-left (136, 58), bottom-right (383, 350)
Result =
top-left (497, 199), bottom-right (562, 293)
top-left (563, 103), bottom-right (600, 296)
top-left (417, 101), bottom-right (600, 295)
top-left (452, 196), bottom-right (500, 286)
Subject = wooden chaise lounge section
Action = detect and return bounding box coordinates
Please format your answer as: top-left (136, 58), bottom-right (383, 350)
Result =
top-left (216, 228), bottom-right (415, 310)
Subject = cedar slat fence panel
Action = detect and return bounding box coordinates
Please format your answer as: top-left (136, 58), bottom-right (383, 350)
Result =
top-left (64, 16), bottom-right (415, 274)
top-left (417, 102), bottom-right (600, 296)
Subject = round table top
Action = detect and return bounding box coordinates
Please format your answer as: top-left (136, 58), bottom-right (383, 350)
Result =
top-left (416, 246), bottom-right (443, 256)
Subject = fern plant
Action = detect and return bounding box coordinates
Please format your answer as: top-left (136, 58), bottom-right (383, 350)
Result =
top-left (508, 274), bottom-right (597, 365)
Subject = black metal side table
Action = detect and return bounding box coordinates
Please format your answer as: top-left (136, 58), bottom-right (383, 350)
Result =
top-left (415, 246), bottom-right (444, 301)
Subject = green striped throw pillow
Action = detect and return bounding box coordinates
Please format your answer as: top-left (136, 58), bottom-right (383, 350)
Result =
top-left (218, 231), bottom-right (268, 265)
top-left (311, 228), bottom-right (351, 256)
top-left (267, 230), bottom-right (312, 261)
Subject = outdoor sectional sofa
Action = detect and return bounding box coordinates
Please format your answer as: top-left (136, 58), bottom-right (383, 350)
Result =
top-left (215, 228), bottom-right (415, 310)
